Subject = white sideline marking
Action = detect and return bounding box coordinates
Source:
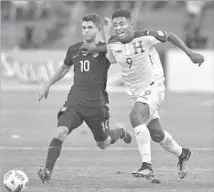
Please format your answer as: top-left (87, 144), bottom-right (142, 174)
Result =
top-left (52, 167), bottom-right (213, 174)
top-left (17, 167), bottom-right (212, 176)
top-left (0, 146), bottom-right (213, 152)
top-left (200, 100), bottom-right (214, 106)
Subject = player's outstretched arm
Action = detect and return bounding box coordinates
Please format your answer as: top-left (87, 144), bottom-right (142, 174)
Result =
top-left (45, 64), bottom-right (70, 88)
top-left (80, 42), bottom-right (107, 54)
top-left (167, 32), bottom-right (205, 66)
top-left (38, 64), bottom-right (70, 101)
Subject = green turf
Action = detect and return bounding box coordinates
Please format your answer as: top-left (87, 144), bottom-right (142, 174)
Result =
top-left (0, 91), bottom-right (213, 192)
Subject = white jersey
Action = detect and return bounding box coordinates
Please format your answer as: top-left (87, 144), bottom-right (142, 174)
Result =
top-left (106, 30), bottom-right (167, 96)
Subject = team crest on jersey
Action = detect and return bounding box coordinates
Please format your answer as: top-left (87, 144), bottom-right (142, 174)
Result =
top-left (93, 52), bottom-right (99, 58)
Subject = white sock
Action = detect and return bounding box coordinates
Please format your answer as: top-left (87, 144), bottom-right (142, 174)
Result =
top-left (159, 130), bottom-right (182, 157)
top-left (134, 124), bottom-right (151, 164)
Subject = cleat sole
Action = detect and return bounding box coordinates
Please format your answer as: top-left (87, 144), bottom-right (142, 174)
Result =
top-left (132, 173), bottom-right (161, 184)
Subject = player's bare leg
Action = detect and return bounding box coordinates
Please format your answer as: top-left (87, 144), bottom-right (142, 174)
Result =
top-left (147, 118), bottom-right (192, 179)
top-left (37, 126), bottom-right (69, 183)
top-left (96, 125), bottom-right (132, 150)
top-left (115, 122), bottom-right (132, 144)
top-left (107, 126), bottom-right (132, 145)
top-left (129, 102), bottom-right (157, 181)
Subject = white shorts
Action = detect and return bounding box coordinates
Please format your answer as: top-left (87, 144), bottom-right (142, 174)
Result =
top-left (129, 81), bottom-right (165, 125)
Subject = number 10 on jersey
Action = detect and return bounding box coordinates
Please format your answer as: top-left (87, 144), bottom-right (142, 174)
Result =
top-left (80, 60), bottom-right (90, 72)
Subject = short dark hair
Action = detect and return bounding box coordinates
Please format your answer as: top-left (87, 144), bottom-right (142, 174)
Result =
top-left (112, 9), bottom-right (132, 20)
top-left (82, 14), bottom-right (101, 28)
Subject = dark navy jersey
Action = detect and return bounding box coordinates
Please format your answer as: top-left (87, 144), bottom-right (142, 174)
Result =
top-left (64, 41), bottom-right (111, 107)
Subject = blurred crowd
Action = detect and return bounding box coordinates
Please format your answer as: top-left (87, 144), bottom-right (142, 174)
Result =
top-left (1, 1), bottom-right (213, 50)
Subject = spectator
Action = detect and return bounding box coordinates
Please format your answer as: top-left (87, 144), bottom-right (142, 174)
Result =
top-left (19, 25), bottom-right (38, 49)
top-left (184, 1), bottom-right (207, 49)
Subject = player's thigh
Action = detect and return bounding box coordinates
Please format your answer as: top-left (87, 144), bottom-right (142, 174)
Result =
top-left (57, 106), bottom-right (83, 134)
top-left (84, 106), bottom-right (110, 142)
top-left (129, 83), bottom-right (165, 126)
top-left (144, 110), bottom-right (160, 126)
top-left (136, 83), bottom-right (165, 118)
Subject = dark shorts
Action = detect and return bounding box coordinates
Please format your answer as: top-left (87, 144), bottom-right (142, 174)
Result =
top-left (57, 104), bottom-right (110, 142)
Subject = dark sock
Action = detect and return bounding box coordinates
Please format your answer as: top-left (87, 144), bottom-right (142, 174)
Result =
top-left (45, 138), bottom-right (63, 171)
top-left (107, 128), bottom-right (125, 144)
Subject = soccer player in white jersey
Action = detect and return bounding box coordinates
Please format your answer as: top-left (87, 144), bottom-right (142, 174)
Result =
top-left (81, 9), bottom-right (204, 181)
top-left (102, 9), bottom-right (204, 180)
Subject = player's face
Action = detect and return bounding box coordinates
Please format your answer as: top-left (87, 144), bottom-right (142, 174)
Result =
top-left (82, 21), bottom-right (99, 42)
top-left (112, 17), bottom-right (134, 41)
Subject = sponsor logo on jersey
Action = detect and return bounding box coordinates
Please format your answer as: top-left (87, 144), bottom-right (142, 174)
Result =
top-left (115, 50), bottom-right (122, 54)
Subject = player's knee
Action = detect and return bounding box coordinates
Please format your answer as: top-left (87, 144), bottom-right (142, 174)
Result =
top-left (96, 138), bottom-right (111, 150)
top-left (96, 141), bottom-right (107, 149)
top-left (129, 112), bottom-right (143, 128)
top-left (129, 105), bottom-right (150, 128)
top-left (129, 103), bottom-right (150, 127)
top-left (56, 126), bottom-right (69, 142)
top-left (149, 128), bottom-right (165, 143)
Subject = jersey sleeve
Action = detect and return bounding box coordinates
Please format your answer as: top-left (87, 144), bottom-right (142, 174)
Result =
top-left (144, 30), bottom-right (168, 46)
top-left (106, 45), bottom-right (117, 64)
top-left (64, 46), bottom-right (74, 66)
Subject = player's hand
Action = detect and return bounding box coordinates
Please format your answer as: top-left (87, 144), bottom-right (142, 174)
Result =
top-left (104, 17), bottom-right (112, 29)
top-left (189, 52), bottom-right (205, 67)
top-left (80, 43), bottom-right (96, 55)
top-left (38, 85), bottom-right (50, 101)
top-left (103, 17), bottom-right (112, 42)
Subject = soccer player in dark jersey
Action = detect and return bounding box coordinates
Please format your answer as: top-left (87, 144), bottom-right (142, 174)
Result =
top-left (37, 14), bottom-right (132, 183)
